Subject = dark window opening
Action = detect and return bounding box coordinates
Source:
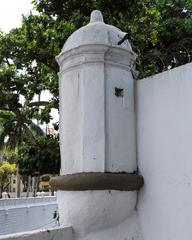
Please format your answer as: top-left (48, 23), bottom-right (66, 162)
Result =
top-left (115, 87), bottom-right (124, 97)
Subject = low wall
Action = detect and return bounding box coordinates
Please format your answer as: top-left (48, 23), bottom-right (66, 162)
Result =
top-left (0, 197), bottom-right (57, 235)
top-left (0, 227), bottom-right (73, 240)
top-left (8, 192), bottom-right (55, 198)
top-left (137, 63), bottom-right (192, 240)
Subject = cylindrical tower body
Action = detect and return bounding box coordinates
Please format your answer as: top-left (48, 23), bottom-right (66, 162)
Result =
top-left (51, 10), bottom-right (143, 240)
top-left (57, 12), bottom-right (136, 175)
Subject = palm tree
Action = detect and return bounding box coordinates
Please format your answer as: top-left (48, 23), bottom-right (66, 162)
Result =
top-left (0, 110), bottom-right (44, 197)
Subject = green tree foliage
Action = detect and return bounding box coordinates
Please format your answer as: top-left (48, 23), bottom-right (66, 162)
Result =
top-left (0, 109), bottom-right (60, 176)
top-left (32, 0), bottom-right (192, 77)
top-left (17, 135), bottom-right (60, 176)
top-left (0, 14), bottom-right (60, 175)
top-left (0, 161), bottom-right (16, 196)
top-left (0, 111), bottom-right (21, 150)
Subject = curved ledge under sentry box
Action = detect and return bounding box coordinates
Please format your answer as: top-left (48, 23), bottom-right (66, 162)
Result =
top-left (50, 172), bottom-right (144, 191)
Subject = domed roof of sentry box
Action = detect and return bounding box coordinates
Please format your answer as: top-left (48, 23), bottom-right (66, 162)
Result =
top-left (61, 10), bottom-right (133, 53)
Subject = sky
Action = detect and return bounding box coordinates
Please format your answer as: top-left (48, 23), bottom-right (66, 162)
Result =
top-left (0, 0), bottom-right (59, 126)
top-left (0, 0), bottom-right (33, 32)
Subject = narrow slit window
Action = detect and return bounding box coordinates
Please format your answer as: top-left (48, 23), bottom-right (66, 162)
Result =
top-left (115, 87), bottom-right (124, 97)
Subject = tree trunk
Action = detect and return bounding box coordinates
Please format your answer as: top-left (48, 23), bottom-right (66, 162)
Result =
top-left (16, 168), bottom-right (21, 198)
top-left (32, 176), bottom-right (36, 197)
top-left (36, 176), bottom-right (40, 193)
top-left (0, 175), bottom-right (2, 198)
top-left (26, 176), bottom-right (31, 197)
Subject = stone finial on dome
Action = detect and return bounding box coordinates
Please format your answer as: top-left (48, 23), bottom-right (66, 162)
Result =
top-left (90, 10), bottom-right (104, 23)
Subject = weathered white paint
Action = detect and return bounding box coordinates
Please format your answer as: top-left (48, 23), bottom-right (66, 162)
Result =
top-left (0, 227), bottom-right (73, 240)
top-left (0, 197), bottom-right (57, 235)
top-left (57, 11), bottom-right (137, 175)
top-left (105, 64), bottom-right (136, 172)
top-left (56, 10), bottom-right (139, 239)
top-left (78, 211), bottom-right (143, 240)
top-left (57, 190), bottom-right (138, 238)
top-left (62, 10), bottom-right (132, 53)
top-left (137, 63), bottom-right (192, 240)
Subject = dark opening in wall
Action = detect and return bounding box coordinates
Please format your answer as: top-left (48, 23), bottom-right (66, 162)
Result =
top-left (115, 87), bottom-right (124, 97)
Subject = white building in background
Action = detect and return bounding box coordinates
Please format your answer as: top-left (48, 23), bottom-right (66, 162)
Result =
top-left (9, 174), bottom-right (24, 195)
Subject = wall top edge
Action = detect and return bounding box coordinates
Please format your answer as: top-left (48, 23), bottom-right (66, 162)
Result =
top-left (138, 62), bottom-right (192, 83)
top-left (0, 226), bottom-right (73, 240)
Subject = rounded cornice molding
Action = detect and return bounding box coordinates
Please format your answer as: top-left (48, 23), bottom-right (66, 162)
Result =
top-left (50, 172), bottom-right (144, 191)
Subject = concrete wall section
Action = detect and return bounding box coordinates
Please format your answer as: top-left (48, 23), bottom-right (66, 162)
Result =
top-left (105, 64), bottom-right (136, 172)
top-left (0, 227), bottom-right (73, 240)
top-left (57, 190), bottom-right (138, 239)
top-left (59, 68), bottom-right (83, 174)
top-left (80, 211), bottom-right (143, 240)
top-left (0, 197), bottom-right (57, 235)
top-left (82, 61), bottom-right (105, 172)
top-left (58, 45), bottom-right (137, 176)
top-left (137, 63), bottom-right (192, 240)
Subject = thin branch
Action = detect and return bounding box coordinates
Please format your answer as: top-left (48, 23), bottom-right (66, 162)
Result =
top-left (27, 101), bottom-right (50, 107)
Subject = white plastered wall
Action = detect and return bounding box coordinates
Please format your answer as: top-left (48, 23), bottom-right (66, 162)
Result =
top-left (0, 197), bottom-right (57, 235)
top-left (105, 65), bottom-right (136, 172)
top-left (137, 63), bottom-right (192, 240)
top-left (57, 45), bottom-right (141, 240)
top-left (59, 45), bottom-right (137, 174)
top-left (0, 227), bottom-right (73, 240)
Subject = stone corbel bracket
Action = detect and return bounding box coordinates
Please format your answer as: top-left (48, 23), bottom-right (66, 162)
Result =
top-left (50, 172), bottom-right (144, 191)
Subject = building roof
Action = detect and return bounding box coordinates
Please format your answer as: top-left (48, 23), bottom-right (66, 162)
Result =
top-left (61, 10), bottom-right (133, 53)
